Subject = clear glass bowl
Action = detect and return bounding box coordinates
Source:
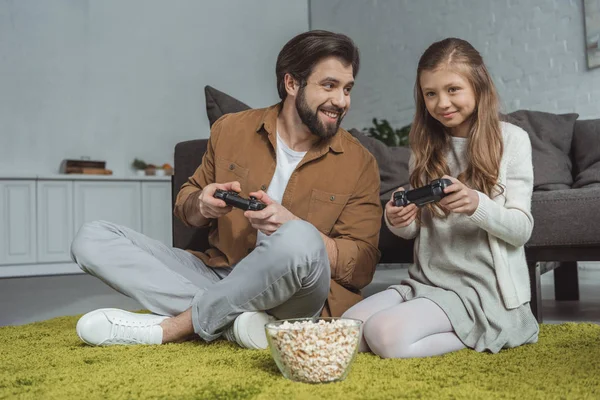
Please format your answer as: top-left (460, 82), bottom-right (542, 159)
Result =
top-left (264, 317), bottom-right (363, 384)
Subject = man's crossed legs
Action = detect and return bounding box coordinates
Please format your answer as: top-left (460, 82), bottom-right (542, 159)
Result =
top-left (71, 219), bottom-right (330, 349)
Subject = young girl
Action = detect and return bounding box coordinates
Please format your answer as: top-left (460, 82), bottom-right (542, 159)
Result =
top-left (343, 38), bottom-right (539, 358)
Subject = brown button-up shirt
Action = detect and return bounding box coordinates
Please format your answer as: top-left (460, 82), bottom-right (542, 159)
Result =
top-left (174, 104), bottom-right (382, 316)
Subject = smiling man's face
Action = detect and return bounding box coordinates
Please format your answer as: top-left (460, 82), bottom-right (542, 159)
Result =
top-left (295, 56), bottom-right (354, 139)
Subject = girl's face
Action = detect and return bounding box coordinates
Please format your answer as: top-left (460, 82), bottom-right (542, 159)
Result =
top-left (420, 68), bottom-right (476, 138)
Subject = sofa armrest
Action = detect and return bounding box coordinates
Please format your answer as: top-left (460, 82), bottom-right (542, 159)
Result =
top-left (527, 188), bottom-right (600, 248)
top-left (172, 139), bottom-right (210, 251)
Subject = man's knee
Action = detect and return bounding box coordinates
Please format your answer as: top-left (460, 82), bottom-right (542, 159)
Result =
top-left (70, 220), bottom-right (114, 271)
top-left (260, 220), bottom-right (329, 282)
top-left (274, 220), bottom-right (325, 257)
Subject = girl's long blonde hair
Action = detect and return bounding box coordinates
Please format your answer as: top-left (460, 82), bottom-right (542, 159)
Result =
top-left (410, 38), bottom-right (504, 219)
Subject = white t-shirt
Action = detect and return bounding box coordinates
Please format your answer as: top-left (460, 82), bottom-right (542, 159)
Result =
top-left (256, 132), bottom-right (306, 245)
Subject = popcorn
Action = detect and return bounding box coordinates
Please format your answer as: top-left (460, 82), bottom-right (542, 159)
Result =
top-left (265, 319), bottom-right (362, 383)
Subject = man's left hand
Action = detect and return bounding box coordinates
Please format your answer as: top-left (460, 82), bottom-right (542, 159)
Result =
top-left (244, 190), bottom-right (300, 235)
top-left (438, 175), bottom-right (480, 216)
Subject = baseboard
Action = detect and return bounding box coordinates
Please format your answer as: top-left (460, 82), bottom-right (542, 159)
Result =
top-left (0, 262), bottom-right (83, 278)
top-left (377, 262), bottom-right (600, 271)
top-left (376, 263), bottom-right (411, 270)
top-left (1, 261), bottom-right (597, 279)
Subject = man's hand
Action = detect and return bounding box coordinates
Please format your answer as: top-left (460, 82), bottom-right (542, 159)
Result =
top-left (244, 190), bottom-right (299, 235)
top-left (385, 188), bottom-right (418, 227)
top-left (438, 175), bottom-right (479, 216)
top-left (198, 181), bottom-right (242, 219)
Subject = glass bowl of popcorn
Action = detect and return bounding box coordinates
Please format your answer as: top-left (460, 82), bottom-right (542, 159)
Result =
top-left (264, 317), bottom-right (363, 383)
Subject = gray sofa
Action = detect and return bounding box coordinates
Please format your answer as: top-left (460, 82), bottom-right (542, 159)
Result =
top-left (172, 86), bottom-right (600, 322)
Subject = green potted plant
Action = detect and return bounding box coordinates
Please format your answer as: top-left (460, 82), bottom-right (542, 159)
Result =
top-left (131, 158), bottom-right (148, 176)
top-left (363, 118), bottom-right (411, 147)
top-left (131, 158), bottom-right (173, 176)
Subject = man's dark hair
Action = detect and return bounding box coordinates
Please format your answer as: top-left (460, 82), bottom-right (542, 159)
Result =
top-left (276, 30), bottom-right (360, 100)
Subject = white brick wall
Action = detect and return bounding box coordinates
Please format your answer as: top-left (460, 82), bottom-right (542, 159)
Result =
top-left (310, 0), bottom-right (599, 131)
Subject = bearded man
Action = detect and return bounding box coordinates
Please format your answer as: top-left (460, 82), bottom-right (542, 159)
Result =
top-left (71, 30), bottom-right (382, 349)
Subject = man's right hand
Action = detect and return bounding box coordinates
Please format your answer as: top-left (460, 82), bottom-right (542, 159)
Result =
top-left (198, 181), bottom-right (242, 219)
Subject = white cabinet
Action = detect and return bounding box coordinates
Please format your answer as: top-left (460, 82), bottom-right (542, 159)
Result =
top-left (0, 176), bottom-right (172, 277)
top-left (37, 181), bottom-right (73, 263)
top-left (74, 181), bottom-right (142, 232)
top-left (141, 182), bottom-right (173, 247)
top-left (0, 180), bottom-right (36, 265)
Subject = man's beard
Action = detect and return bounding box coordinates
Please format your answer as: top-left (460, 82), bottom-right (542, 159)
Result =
top-left (295, 86), bottom-right (344, 140)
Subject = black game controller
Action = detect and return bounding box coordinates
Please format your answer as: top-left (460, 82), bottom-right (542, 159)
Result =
top-left (393, 178), bottom-right (453, 207)
top-left (214, 189), bottom-right (267, 211)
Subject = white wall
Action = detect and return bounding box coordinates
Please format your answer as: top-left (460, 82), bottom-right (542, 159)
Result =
top-left (310, 0), bottom-right (600, 132)
top-left (0, 0), bottom-right (308, 175)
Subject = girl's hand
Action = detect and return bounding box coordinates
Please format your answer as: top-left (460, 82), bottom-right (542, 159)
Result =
top-left (385, 188), bottom-right (418, 227)
top-left (438, 175), bottom-right (479, 215)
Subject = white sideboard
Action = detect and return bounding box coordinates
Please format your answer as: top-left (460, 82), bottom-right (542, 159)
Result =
top-left (0, 175), bottom-right (172, 278)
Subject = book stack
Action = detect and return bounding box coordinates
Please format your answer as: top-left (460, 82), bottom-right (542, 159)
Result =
top-left (60, 159), bottom-right (112, 175)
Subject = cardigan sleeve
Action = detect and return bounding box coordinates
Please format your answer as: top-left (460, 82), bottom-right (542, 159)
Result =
top-left (467, 130), bottom-right (534, 247)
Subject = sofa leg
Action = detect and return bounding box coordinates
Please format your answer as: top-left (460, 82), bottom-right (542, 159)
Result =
top-left (554, 261), bottom-right (579, 301)
top-left (528, 261), bottom-right (543, 323)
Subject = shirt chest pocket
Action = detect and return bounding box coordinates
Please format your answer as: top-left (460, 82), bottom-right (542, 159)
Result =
top-left (215, 156), bottom-right (249, 190)
top-left (307, 189), bottom-right (351, 235)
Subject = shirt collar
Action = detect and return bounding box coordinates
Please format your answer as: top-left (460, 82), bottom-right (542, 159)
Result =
top-left (256, 103), bottom-right (344, 154)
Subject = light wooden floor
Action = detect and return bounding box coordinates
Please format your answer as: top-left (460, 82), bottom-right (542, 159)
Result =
top-left (1, 264), bottom-right (599, 326)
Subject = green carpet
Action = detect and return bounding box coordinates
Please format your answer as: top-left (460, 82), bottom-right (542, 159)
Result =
top-left (1, 317), bottom-right (599, 399)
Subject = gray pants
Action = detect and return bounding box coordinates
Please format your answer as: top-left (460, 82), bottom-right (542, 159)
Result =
top-left (70, 220), bottom-right (330, 341)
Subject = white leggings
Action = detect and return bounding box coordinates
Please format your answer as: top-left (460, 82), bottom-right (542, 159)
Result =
top-left (342, 289), bottom-right (466, 358)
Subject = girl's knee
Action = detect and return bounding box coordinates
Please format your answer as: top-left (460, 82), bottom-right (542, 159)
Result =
top-left (342, 303), bottom-right (373, 325)
top-left (363, 316), bottom-right (412, 359)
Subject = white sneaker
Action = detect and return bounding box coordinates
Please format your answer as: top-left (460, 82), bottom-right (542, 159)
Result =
top-left (222, 311), bottom-right (276, 349)
top-left (76, 308), bottom-right (168, 346)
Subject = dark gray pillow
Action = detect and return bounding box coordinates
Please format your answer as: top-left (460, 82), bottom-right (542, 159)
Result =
top-left (205, 85), bottom-right (251, 127)
top-left (504, 110), bottom-right (578, 190)
top-left (572, 119), bottom-right (600, 188)
top-left (349, 129), bottom-right (410, 202)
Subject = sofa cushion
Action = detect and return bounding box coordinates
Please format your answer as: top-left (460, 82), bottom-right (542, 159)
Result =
top-left (205, 85), bottom-right (251, 127)
top-left (571, 119), bottom-right (600, 189)
top-left (349, 129), bottom-right (410, 202)
top-left (504, 110), bottom-right (578, 191)
top-left (527, 188), bottom-right (600, 247)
